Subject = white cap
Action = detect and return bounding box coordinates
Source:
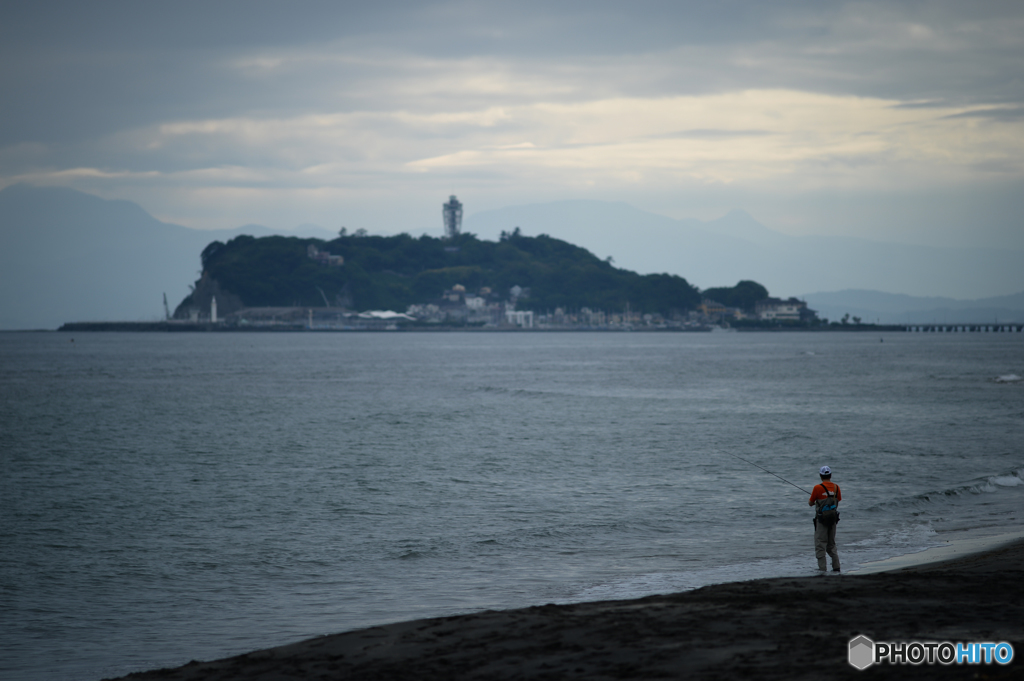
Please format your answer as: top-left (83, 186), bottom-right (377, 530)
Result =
top-left (819, 465), bottom-right (831, 476)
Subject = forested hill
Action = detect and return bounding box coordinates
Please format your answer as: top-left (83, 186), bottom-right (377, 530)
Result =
top-left (174, 230), bottom-right (702, 316)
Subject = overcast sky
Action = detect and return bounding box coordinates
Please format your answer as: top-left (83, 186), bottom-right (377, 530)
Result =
top-left (3, 1), bottom-right (1023, 251)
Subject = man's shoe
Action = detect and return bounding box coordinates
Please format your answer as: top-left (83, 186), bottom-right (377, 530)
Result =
top-left (832, 568), bottom-right (841, 572)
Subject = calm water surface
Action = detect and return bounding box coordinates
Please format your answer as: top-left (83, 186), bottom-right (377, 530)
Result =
top-left (1, 331), bottom-right (1022, 680)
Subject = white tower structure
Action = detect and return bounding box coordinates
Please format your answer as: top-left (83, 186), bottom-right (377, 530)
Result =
top-left (210, 296), bottom-right (218, 323)
top-left (442, 195), bottom-right (463, 240)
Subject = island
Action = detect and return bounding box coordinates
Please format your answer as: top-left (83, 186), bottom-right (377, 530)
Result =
top-left (140, 230), bottom-right (841, 331)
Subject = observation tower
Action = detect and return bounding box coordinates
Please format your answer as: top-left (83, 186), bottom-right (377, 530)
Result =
top-left (442, 195), bottom-right (463, 240)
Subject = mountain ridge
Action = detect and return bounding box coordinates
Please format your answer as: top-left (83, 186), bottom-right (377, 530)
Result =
top-left (2, 184), bottom-right (1021, 329)
top-left (465, 200), bottom-right (1022, 298)
top-left (0, 185), bottom-right (333, 329)
top-left (799, 288), bottom-right (1024, 324)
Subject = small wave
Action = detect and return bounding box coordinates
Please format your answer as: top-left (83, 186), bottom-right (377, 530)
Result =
top-left (510, 388), bottom-right (564, 398)
top-left (975, 469), bottom-right (1024, 493)
top-left (961, 469), bottom-right (1020, 495)
top-left (994, 374), bottom-right (1022, 383)
top-left (848, 522), bottom-right (937, 549)
top-left (981, 475), bottom-right (1024, 491)
top-left (473, 385), bottom-right (510, 394)
top-left (770, 433), bottom-right (815, 444)
top-left (398, 551), bottom-right (425, 560)
top-left (556, 554), bottom-right (818, 604)
top-left (865, 468), bottom-right (1024, 511)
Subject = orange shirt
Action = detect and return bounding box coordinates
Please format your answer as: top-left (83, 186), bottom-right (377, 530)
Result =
top-left (809, 480), bottom-right (841, 504)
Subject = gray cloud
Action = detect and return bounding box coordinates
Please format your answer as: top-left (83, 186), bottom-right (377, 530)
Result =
top-left (4, 1), bottom-right (1023, 148)
top-left (649, 129), bottom-right (774, 139)
top-left (943, 106), bottom-right (1024, 121)
top-left (2, 0), bottom-right (1024, 274)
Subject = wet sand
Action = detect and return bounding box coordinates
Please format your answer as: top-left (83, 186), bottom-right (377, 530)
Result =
top-left (109, 539), bottom-right (1024, 680)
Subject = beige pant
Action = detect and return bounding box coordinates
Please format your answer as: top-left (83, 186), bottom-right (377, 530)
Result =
top-left (814, 520), bottom-right (840, 571)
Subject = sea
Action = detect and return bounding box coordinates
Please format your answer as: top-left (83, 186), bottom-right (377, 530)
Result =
top-left (1, 330), bottom-right (1022, 680)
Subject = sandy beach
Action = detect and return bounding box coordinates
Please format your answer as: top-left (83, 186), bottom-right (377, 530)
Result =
top-left (109, 538), bottom-right (1024, 680)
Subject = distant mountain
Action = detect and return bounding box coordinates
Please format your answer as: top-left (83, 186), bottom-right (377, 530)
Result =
top-left (800, 289), bottom-right (1024, 324)
top-left (3, 185), bottom-right (1020, 329)
top-left (464, 201), bottom-right (1023, 300)
top-left (0, 184), bottom-right (333, 329)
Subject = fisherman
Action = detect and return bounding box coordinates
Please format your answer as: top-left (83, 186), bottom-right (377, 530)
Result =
top-left (808, 465), bottom-right (841, 572)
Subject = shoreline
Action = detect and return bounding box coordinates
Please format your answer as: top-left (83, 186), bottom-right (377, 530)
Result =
top-left (109, 537), bottom-right (1024, 680)
top-left (9, 323), bottom-right (1023, 333)
top-left (850, 528), bottom-right (1024, 574)
top-left (34, 321), bottom-right (1024, 332)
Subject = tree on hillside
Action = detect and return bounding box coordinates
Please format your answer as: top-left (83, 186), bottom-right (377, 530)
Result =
top-left (175, 231), bottom-right (701, 315)
top-left (700, 280), bottom-right (769, 311)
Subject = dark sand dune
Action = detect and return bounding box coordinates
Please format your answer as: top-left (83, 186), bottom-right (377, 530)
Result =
top-left (110, 541), bottom-right (1024, 680)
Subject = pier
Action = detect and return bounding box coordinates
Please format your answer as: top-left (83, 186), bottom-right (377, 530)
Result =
top-left (905, 324), bottom-right (1023, 333)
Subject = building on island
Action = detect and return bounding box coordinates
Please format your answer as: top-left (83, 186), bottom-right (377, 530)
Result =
top-left (307, 244), bottom-right (344, 266)
top-left (443, 195), bottom-right (463, 240)
top-left (698, 298), bottom-right (747, 323)
top-left (756, 297), bottom-right (814, 321)
top-left (505, 310), bottom-right (534, 328)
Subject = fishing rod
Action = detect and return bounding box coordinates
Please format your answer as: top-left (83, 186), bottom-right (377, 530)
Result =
top-left (727, 453), bottom-right (812, 495)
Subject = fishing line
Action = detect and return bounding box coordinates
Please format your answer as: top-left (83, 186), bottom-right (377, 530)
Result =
top-left (727, 453), bottom-right (812, 495)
